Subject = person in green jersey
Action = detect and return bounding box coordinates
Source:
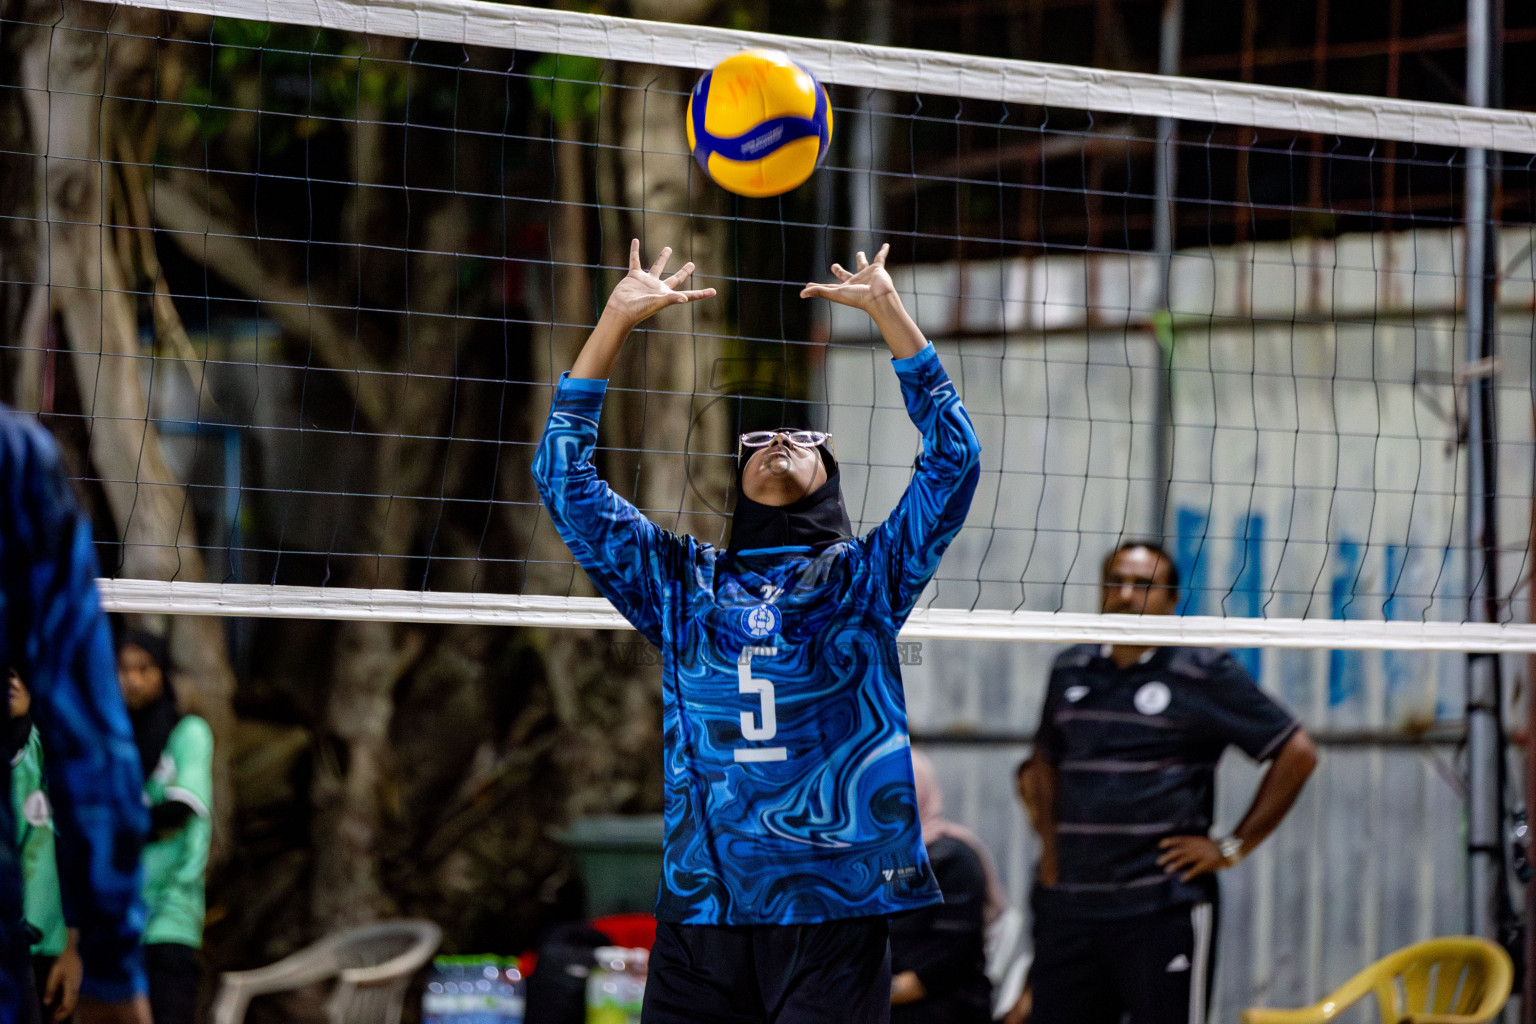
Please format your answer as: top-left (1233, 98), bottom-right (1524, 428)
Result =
top-left (8, 670), bottom-right (83, 1024)
top-left (114, 633), bottom-right (212, 1024)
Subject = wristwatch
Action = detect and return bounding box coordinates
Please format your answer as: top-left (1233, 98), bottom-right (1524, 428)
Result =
top-left (1217, 835), bottom-right (1245, 866)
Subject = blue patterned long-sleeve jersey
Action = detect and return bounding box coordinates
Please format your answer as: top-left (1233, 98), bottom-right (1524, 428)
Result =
top-left (0, 405), bottom-right (147, 1013)
top-left (533, 343), bottom-right (981, 925)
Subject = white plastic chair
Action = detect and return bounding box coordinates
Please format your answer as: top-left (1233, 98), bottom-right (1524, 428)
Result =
top-left (212, 919), bottom-right (443, 1024)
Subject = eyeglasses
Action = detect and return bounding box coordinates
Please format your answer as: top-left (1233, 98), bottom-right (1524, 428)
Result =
top-left (737, 429), bottom-right (834, 462)
top-left (739, 429), bottom-right (831, 450)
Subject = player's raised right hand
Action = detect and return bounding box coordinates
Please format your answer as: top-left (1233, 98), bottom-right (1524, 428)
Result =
top-left (604, 239), bottom-right (716, 329)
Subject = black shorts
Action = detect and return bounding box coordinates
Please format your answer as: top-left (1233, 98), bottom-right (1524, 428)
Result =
top-left (642, 917), bottom-right (891, 1024)
top-left (1030, 902), bottom-right (1217, 1024)
top-left (145, 943), bottom-right (201, 1024)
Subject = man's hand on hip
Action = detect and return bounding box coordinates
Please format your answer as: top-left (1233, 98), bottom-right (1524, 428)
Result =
top-left (1156, 835), bottom-right (1229, 882)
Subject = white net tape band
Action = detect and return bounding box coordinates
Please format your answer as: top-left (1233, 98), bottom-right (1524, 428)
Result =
top-left (87, 0), bottom-right (1536, 155)
top-left (98, 580), bottom-right (1536, 652)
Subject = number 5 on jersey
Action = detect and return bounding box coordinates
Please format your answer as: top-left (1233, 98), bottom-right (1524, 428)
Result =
top-left (736, 647), bottom-right (787, 762)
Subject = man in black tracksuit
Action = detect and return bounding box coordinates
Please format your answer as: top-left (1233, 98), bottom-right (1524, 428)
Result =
top-left (1020, 541), bottom-right (1318, 1024)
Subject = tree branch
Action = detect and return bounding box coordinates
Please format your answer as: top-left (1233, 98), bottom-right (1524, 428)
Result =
top-left (150, 179), bottom-right (388, 432)
top-left (114, 138), bottom-right (211, 409)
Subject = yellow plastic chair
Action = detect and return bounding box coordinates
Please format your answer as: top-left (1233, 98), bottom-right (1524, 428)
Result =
top-left (1242, 936), bottom-right (1513, 1024)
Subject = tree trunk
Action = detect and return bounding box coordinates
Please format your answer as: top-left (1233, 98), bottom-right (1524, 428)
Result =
top-left (310, 201), bottom-right (468, 929)
top-left (614, 62), bottom-right (732, 545)
top-left (11, 0), bottom-right (238, 861)
top-left (501, 77), bottom-right (672, 831)
top-left (0, 0), bottom-right (45, 403)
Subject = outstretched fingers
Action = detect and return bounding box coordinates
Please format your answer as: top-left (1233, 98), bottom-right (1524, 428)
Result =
top-left (628, 237), bottom-right (642, 270)
top-left (803, 243), bottom-right (895, 302)
top-left (663, 261), bottom-right (697, 289)
top-left (845, 243), bottom-right (887, 274)
top-left (648, 246), bottom-right (674, 277)
top-left (663, 261), bottom-right (715, 303)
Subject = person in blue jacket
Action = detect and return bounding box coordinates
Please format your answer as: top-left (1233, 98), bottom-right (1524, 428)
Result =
top-left (532, 240), bottom-right (982, 1024)
top-left (0, 405), bottom-right (151, 1024)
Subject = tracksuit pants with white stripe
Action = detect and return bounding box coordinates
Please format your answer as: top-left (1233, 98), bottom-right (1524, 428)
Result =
top-left (1030, 901), bottom-right (1217, 1024)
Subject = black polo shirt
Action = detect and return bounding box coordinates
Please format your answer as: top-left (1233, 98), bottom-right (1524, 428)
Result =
top-left (1031, 644), bottom-right (1299, 921)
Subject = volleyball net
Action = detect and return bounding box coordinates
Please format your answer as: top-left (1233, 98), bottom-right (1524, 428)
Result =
top-left (3, 0), bottom-right (1535, 651)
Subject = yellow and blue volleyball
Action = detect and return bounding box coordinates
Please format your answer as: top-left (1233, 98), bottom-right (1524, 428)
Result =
top-left (686, 50), bottom-right (832, 198)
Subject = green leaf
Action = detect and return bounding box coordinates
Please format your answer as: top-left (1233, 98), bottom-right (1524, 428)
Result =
top-left (527, 54), bottom-right (604, 126)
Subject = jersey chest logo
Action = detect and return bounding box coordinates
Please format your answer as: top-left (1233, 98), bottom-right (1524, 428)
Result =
top-left (1064, 685), bottom-right (1090, 703)
top-left (1134, 681), bottom-right (1172, 715)
top-left (742, 604), bottom-right (782, 638)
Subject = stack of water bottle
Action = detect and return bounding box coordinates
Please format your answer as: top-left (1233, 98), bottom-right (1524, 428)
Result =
top-left (422, 945), bottom-right (648, 1024)
top-left (422, 955), bottom-right (526, 1024)
top-left (585, 946), bottom-right (647, 1024)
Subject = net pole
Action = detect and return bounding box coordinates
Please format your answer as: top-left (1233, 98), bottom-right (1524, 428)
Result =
top-left (1149, 0), bottom-right (1182, 536)
top-left (1527, 506), bottom-right (1536, 1021)
top-left (1463, 0), bottom-right (1503, 943)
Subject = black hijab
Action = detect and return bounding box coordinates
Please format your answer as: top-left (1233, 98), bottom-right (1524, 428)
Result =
top-left (119, 629), bottom-right (181, 780)
top-left (2, 705), bottom-right (31, 767)
top-left (727, 444), bottom-right (853, 554)
top-left (3, 669), bottom-right (27, 764)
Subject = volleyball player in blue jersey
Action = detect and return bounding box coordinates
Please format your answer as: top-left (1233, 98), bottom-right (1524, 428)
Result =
top-left (0, 405), bottom-right (151, 1024)
top-left (533, 240), bottom-right (981, 1023)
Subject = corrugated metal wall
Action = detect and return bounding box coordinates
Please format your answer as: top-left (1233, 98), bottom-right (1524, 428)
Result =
top-left (822, 227), bottom-right (1534, 1021)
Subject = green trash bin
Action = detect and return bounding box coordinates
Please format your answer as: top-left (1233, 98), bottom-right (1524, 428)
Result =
top-left (555, 814), bottom-right (664, 917)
